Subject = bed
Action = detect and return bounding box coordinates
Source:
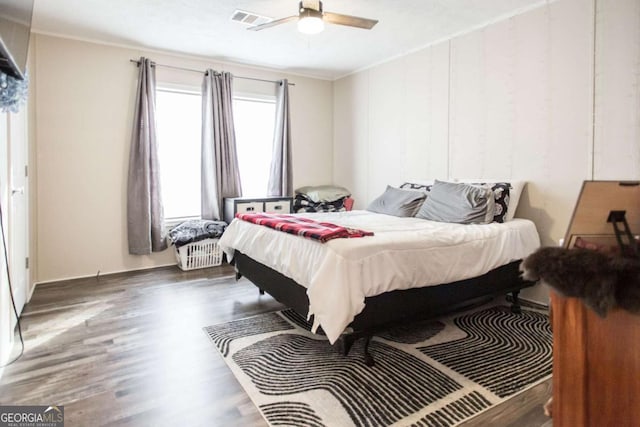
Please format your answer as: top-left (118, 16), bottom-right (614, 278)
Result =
top-left (219, 193), bottom-right (541, 364)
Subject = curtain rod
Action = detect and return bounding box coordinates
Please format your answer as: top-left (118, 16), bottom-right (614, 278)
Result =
top-left (129, 59), bottom-right (295, 86)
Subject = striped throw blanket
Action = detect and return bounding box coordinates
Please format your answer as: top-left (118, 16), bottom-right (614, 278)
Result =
top-left (236, 213), bottom-right (374, 243)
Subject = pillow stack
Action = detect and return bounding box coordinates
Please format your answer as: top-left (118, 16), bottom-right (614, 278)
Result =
top-left (294, 185), bottom-right (352, 213)
top-left (368, 179), bottom-right (522, 225)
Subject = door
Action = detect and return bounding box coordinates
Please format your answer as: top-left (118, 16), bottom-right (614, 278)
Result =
top-left (0, 112), bottom-right (11, 362)
top-left (8, 108), bottom-right (28, 320)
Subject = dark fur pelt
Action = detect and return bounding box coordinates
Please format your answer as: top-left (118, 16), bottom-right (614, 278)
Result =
top-left (521, 247), bottom-right (640, 317)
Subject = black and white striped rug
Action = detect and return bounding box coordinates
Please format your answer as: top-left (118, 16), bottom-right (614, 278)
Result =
top-left (204, 303), bottom-right (552, 427)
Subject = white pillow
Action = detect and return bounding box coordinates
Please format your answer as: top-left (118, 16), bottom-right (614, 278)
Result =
top-left (504, 180), bottom-right (525, 221)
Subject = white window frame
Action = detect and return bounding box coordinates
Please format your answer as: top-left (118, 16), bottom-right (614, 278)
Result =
top-left (155, 87), bottom-right (277, 227)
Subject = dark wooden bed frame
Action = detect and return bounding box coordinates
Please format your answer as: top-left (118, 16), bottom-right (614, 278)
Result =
top-left (233, 250), bottom-right (533, 365)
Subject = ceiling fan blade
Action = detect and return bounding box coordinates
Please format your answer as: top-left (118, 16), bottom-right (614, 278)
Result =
top-left (323, 12), bottom-right (378, 29)
top-left (247, 15), bottom-right (298, 31)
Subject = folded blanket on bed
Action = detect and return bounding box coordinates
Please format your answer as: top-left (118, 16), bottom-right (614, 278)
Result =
top-left (236, 213), bottom-right (373, 243)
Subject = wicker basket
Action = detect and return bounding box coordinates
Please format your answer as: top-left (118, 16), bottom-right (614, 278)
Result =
top-left (175, 238), bottom-right (223, 270)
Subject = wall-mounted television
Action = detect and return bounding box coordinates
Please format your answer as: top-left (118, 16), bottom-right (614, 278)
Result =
top-left (0, 0), bottom-right (34, 80)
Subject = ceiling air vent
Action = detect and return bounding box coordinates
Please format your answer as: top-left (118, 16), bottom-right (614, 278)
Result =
top-left (231, 9), bottom-right (273, 27)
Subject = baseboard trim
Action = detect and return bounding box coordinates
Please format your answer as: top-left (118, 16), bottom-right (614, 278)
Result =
top-left (508, 294), bottom-right (550, 310)
top-left (33, 262), bottom-right (179, 287)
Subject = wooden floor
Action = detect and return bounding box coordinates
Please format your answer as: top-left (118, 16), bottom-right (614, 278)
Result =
top-left (0, 264), bottom-right (552, 426)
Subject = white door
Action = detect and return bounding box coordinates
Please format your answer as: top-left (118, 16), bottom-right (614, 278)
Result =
top-left (8, 108), bottom-right (28, 320)
top-left (0, 112), bottom-right (11, 362)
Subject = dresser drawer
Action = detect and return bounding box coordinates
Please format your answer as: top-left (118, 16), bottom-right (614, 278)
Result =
top-left (235, 202), bottom-right (264, 214)
top-left (265, 200), bottom-right (291, 213)
top-left (224, 196), bottom-right (293, 224)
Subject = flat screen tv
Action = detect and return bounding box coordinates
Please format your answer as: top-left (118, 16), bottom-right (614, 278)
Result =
top-left (0, 0), bottom-right (34, 80)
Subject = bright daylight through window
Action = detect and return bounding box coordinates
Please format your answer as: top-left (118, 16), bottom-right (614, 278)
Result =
top-left (233, 97), bottom-right (276, 197)
top-left (156, 88), bottom-right (202, 220)
top-left (156, 88), bottom-right (275, 221)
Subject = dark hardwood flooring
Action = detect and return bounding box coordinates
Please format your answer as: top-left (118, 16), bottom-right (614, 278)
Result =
top-left (0, 264), bottom-right (552, 426)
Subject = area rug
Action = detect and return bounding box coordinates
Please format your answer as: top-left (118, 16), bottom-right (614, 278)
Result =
top-left (204, 303), bottom-right (552, 427)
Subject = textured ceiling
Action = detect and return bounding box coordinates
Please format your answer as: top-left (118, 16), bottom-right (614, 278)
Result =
top-left (32, 0), bottom-right (546, 80)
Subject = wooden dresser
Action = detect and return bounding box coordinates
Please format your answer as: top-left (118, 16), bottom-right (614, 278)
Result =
top-left (552, 293), bottom-right (640, 427)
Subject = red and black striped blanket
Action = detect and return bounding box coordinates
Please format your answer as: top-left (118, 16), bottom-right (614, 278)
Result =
top-left (236, 213), bottom-right (374, 243)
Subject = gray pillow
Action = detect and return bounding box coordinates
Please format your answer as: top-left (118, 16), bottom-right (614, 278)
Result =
top-left (416, 180), bottom-right (496, 224)
top-left (366, 186), bottom-right (427, 217)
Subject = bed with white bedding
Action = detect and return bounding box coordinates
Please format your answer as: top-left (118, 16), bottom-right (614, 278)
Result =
top-left (219, 210), bottom-right (541, 348)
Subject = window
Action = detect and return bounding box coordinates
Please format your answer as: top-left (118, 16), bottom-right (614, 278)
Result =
top-left (156, 88), bottom-right (275, 221)
top-left (233, 97), bottom-right (276, 197)
top-left (156, 88), bottom-right (202, 221)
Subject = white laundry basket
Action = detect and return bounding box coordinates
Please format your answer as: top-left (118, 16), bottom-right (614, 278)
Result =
top-left (175, 238), bottom-right (223, 270)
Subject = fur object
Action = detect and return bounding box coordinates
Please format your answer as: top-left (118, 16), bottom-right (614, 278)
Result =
top-left (521, 247), bottom-right (640, 317)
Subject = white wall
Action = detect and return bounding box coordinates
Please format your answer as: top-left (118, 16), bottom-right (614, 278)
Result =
top-left (333, 43), bottom-right (451, 207)
top-left (32, 34), bottom-right (333, 283)
top-left (333, 0), bottom-right (640, 303)
top-left (593, 0), bottom-right (640, 180)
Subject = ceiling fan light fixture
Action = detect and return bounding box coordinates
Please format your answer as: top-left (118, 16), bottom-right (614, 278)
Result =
top-left (297, 3), bottom-right (324, 34)
top-left (247, 0), bottom-right (377, 32)
top-left (297, 15), bottom-right (324, 34)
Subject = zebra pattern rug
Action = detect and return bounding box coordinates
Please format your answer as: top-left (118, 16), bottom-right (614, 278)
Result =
top-left (204, 303), bottom-right (552, 427)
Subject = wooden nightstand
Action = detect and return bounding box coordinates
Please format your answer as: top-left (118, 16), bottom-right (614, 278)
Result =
top-left (223, 196), bottom-right (293, 224)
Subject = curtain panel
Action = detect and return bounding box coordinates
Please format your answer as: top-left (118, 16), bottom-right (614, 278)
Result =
top-left (267, 79), bottom-right (293, 197)
top-left (201, 70), bottom-right (242, 221)
top-left (127, 57), bottom-right (167, 255)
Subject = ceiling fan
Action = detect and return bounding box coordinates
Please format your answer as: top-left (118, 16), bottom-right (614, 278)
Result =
top-left (248, 0), bottom-right (378, 34)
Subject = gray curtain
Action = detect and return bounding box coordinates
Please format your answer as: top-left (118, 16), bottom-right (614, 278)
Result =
top-left (201, 70), bottom-right (242, 221)
top-left (127, 57), bottom-right (166, 255)
top-left (267, 79), bottom-right (293, 197)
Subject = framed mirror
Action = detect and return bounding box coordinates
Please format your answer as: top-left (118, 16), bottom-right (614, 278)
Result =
top-left (563, 181), bottom-right (640, 256)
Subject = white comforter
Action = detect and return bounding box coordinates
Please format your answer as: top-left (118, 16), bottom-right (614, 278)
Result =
top-left (219, 210), bottom-right (540, 343)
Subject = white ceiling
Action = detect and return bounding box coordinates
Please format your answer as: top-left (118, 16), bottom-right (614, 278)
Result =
top-left (32, 0), bottom-right (546, 80)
